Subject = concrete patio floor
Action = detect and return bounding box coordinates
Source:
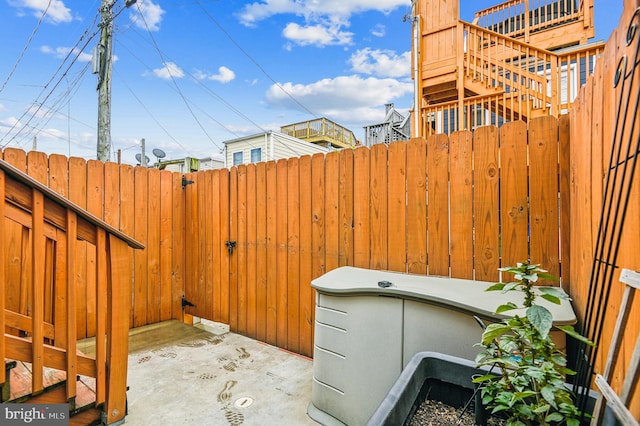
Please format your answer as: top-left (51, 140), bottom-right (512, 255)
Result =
top-left (118, 320), bottom-right (317, 426)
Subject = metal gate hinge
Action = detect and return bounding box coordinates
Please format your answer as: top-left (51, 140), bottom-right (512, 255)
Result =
top-left (225, 241), bottom-right (236, 254)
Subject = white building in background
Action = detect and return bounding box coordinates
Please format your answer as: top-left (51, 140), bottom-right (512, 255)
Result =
top-left (223, 130), bottom-right (331, 167)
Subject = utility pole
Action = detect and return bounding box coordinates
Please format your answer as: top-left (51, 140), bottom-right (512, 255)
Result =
top-left (96, 0), bottom-right (137, 162)
top-left (96, 0), bottom-right (114, 162)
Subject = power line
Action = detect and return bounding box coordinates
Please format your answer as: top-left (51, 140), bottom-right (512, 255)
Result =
top-left (130, 1), bottom-right (221, 151)
top-left (195, 0), bottom-right (320, 119)
top-left (0, 0), bottom-right (53, 94)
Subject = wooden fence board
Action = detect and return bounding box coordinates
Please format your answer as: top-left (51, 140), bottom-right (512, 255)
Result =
top-left (449, 132), bottom-right (473, 279)
top-left (2, 148), bottom-right (27, 171)
top-left (103, 163), bottom-right (120, 229)
top-left (0, 170), bottom-right (5, 382)
top-left (276, 160), bottom-right (288, 348)
top-left (146, 169), bottom-right (161, 324)
top-left (255, 162), bottom-right (268, 342)
top-left (202, 170), bottom-right (214, 322)
top-left (27, 151), bottom-right (47, 184)
top-left (353, 147), bottom-right (371, 269)
top-left (68, 158), bottom-right (88, 338)
top-left (338, 149), bottom-right (354, 267)
top-left (133, 167), bottom-right (148, 327)
top-left (499, 121), bottom-right (529, 269)
top-left (236, 166), bottom-right (248, 335)
top-left (370, 144), bottom-right (388, 271)
top-left (311, 153), bottom-right (327, 278)
top-left (228, 168), bottom-right (238, 331)
top-left (324, 152), bottom-right (339, 272)
top-left (119, 165), bottom-right (136, 325)
top-left (211, 170), bottom-right (223, 323)
top-left (246, 165), bottom-right (258, 338)
top-left (473, 126), bottom-right (500, 281)
top-left (388, 141), bottom-right (407, 272)
top-left (427, 134), bottom-right (450, 276)
top-left (299, 155), bottom-right (313, 357)
top-left (287, 158), bottom-right (300, 353)
top-left (558, 115), bottom-right (571, 288)
top-left (86, 161), bottom-right (104, 337)
top-left (529, 116), bottom-right (560, 280)
top-left (407, 138), bottom-right (427, 275)
top-left (159, 170), bottom-right (173, 321)
top-left (218, 171), bottom-right (230, 324)
top-left (265, 161), bottom-right (278, 345)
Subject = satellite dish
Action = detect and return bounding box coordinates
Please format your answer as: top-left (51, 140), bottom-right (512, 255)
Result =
top-left (152, 148), bottom-right (166, 159)
top-left (135, 153), bottom-right (150, 165)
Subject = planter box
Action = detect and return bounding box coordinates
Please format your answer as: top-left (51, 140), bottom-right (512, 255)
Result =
top-left (367, 351), bottom-right (620, 426)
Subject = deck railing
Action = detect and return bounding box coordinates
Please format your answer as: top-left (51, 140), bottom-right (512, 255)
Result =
top-left (0, 159), bottom-right (143, 424)
top-left (473, 0), bottom-right (586, 40)
top-left (280, 118), bottom-right (358, 149)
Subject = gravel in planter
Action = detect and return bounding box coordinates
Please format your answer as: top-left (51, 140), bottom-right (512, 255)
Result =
top-left (409, 399), bottom-right (505, 426)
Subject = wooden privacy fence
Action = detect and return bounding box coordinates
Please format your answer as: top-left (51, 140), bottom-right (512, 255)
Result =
top-left (183, 115), bottom-right (571, 357)
top-left (0, 158), bottom-right (143, 423)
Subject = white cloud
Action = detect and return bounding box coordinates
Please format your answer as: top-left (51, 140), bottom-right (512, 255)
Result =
top-left (349, 48), bottom-right (410, 78)
top-left (238, 0), bottom-right (405, 48)
top-left (0, 104), bottom-right (6, 112)
top-left (129, 0), bottom-right (165, 31)
top-left (40, 45), bottom-right (92, 62)
top-left (145, 62), bottom-right (185, 80)
top-left (283, 22), bottom-right (353, 46)
top-left (195, 66), bottom-right (236, 83)
top-left (371, 24), bottom-right (386, 37)
top-left (239, 0), bottom-right (407, 26)
top-left (9, 0), bottom-right (73, 24)
top-left (0, 116), bottom-right (22, 129)
top-left (265, 75), bottom-right (412, 120)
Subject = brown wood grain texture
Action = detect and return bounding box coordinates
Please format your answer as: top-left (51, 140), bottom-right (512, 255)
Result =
top-left (529, 116), bottom-right (560, 280)
top-left (65, 209), bottom-right (78, 402)
top-left (236, 166), bottom-right (248, 335)
top-left (299, 155), bottom-right (313, 357)
top-left (449, 132), bottom-right (473, 279)
top-left (265, 161), bottom-right (278, 345)
top-left (119, 165), bottom-right (135, 326)
top-left (30, 189), bottom-right (45, 393)
top-left (287, 157), bottom-right (300, 353)
top-left (407, 138), bottom-right (427, 275)
top-left (159, 170), bottom-right (173, 321)
top-left (105, 236), bottom-right (131, 424)
top-left (338, 149), bottom-right (354, 267)
top-left (211, 170), bottom-right (222, 323)
top-left (228, 168), bottom-right (238, 332)
top-left (146, 168), bottom-right (161, 324)
top-left (499, 121), bottom-right (529, 269)
top-left (275, 160), bottom-right (288, 348)
top-left (370, 144), bottom-right (388, 271)
top-left (353, 147), bottom-right (371, 269)
top-left (324, 152), bottom-right (340, 272)
top-left (427, 134), bottom-right (450, 276)
top-left (86, 161), bottom-right (103, 338)
top-left (558, 115), bottom-right (571, 288)
top-left (247, 165), bottom-right (258, 338)
top-left (133, 167), bottom-right (148, 327)
top-left (388, 141), bottom-right (407, 272)
top-left (255, 162), bottom-right (268, 342)
top-left (473, 126), bottom-right (500, 281)
top-left (218, 171), bottom-right (231, 324)
top-left (202, 170), bottom-right (213, 322)
top-left (94, 228), bottom-right (107, 405)
top-left (68, 157), bottom-right (88, 338)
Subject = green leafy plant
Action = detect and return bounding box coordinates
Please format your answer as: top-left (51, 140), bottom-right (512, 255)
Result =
top-left (474, 262), bottom-right (594, 426)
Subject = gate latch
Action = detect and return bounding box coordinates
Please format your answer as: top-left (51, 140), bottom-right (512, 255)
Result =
top-left (225, 241), bottom-right (236, 255)
top-left (182, 296), bottom-right (195, 309)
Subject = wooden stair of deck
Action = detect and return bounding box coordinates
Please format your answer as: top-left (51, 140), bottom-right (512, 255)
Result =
top-left (3, 359), bottom-right (101, 425)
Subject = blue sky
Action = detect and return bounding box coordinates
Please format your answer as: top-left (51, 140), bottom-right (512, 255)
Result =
top-left (0, 0), bottom-right (624, 164)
